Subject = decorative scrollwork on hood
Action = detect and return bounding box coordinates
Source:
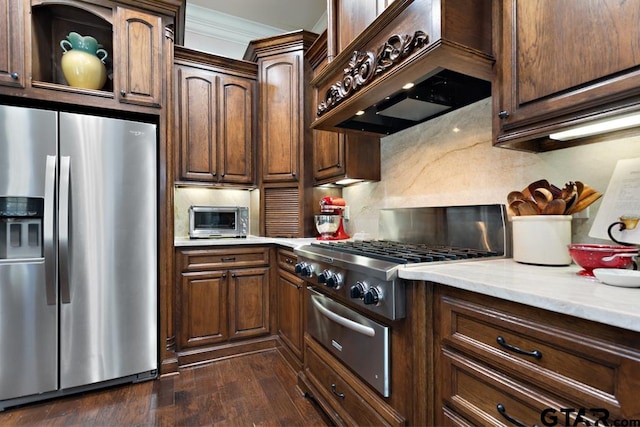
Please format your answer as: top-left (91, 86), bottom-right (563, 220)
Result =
top-left (317, 31), bottom-right (428, 117)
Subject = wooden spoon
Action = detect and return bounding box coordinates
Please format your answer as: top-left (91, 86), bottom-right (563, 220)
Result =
top-left (518, 199), bottom-right (541, 215)
top-left (507, 191), bottom-right (526, 205)
top-left (527, 179), bottom-right (551, 201)
top-left (566, 190), bottom-right (603, 214)
top-left (561, 182), bottom-right (578, 213)
top-left (542, 198), bottom-right (566, 215)
top-left (532, 187), bottom-right (554, 211)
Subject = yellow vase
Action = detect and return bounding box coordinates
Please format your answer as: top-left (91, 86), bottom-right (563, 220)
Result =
top-left (61, 50), bottom-right (107, 90)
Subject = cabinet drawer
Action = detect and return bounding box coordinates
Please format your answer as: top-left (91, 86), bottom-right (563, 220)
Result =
top-left (304, 337), bottom-right (404, 427)
top-left (178, 246), bottom-right (269, 271)
top-left (437, 287), bottom-right (640, 418)
top-left (277, 248), bottom-right (297, 274)
top-left (439, 348), bottom-right (597, 427)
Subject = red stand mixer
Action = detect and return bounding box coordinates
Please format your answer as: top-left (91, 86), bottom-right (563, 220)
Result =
top-left (315, 196), bottom-right (350, 240)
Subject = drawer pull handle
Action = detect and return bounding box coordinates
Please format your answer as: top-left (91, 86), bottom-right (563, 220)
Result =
top-left (497, 403), bottom-right (537, 427)
top-left (331, 383), bottom-right (345, 399)
top-left (497, 336), bottom-right (542, 359)
top-left (221, 257), bottom-right (236, 261)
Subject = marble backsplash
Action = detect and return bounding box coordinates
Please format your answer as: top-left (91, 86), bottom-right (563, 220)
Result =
top-left (342, 97), bottom-right (640, 244)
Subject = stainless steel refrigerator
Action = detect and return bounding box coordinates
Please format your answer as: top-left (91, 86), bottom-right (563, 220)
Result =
top-left (0, 104), bottom-right (157, 410)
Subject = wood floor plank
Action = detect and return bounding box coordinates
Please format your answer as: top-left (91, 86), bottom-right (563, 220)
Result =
top-left (0, 350), bottom-right (327, 426)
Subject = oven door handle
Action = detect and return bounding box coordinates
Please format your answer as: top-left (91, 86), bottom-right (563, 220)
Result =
top-left (311, 296), bottom-right (376, 337)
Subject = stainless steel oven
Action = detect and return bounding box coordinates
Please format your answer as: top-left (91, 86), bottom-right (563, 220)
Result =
top-left (307, 286), bottom-right (390, 397)
top-left (295, 204), bottom-right (509, 398)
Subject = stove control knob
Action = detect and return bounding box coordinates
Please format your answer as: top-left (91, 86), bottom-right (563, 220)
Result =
top-left (364, 287), bottom-right (380, 305)
top-left (326, 273), bottom-right (343, 289)
top-left (317, 269), bottom-right (331, 284)
top-left (350, 282), bottom-right (365, 299)
top-left (295, 262), bottom-right (314, 277)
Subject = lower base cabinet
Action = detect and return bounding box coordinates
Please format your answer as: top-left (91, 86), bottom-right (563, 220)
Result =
top-left (276, 248), bottom-right (304, 369)
top-left (299, 335), bottom-right (406, 427)
top-left (434, 285), bottom-right (640, 426)
top-left (175, 246), bottom-right (273, 366)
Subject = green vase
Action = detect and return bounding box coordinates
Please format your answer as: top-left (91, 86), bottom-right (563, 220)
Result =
top-left (60, 32), bottom-right (108, 90)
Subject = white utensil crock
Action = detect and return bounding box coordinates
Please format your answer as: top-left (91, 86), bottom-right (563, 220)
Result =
top-left (512, 215), bottom-right (572, 266)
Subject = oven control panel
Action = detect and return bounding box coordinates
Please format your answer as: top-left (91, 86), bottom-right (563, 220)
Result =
top-left (294, 258), bottom-right (405, 320)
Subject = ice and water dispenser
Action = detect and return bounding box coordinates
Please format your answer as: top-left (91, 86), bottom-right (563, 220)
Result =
top-left (0, 197), bottom-right (44, 259)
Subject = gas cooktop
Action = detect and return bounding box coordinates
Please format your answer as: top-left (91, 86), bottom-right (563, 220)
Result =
top-left (311, 240), bottom-right (501, 264)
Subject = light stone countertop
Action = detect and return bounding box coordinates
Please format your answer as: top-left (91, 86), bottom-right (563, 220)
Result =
top-left (174, 236), bottom-right (318, 249)
top-left (174, 237), bottom-right (640, 333)
top-left (398, 258), bottom-right (640, 333)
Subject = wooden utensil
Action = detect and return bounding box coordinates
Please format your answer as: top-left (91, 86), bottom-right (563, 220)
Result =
top-left (542, 198), bottom-right (566, 215)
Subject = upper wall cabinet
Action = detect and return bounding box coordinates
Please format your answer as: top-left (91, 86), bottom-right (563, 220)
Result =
top-left (115, 7), bottom-right (163, 107)
top-left (307, 31), bottom-right (380, 186)
top-left (330, 0), bottom-right (392, 56)
top-left (493, 0), bottom-right (640, 151)
top-left (0, 0), bottom-right (179, 114)
top-left (0, 0), bottom-right (25, 88)
top-left (174, 46), bottom-right (256, 187)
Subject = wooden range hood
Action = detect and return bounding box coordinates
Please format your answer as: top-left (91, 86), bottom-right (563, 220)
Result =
top-left (311, 0), bottom-right (494, 136)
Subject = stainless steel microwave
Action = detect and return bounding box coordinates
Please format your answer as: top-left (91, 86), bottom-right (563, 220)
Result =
top-left (189, 206), bottom-right (248, 239)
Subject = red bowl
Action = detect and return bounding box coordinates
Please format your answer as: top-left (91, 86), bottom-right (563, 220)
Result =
top-left (568, 244), bottom-right (638, 276)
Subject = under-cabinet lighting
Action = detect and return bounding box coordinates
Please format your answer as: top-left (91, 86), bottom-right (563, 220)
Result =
top-left (549, 112), bottom-right (640, 141)
top-left (402, 82), bottom-right (415, 90)
top-left (335, 178), bottom-right (364, 186)
top-left (355, 110), bottom-right (365, 116)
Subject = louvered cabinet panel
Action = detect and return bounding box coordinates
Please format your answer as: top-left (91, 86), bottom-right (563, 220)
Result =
top-left (264, 187), bottom-right (301, 237)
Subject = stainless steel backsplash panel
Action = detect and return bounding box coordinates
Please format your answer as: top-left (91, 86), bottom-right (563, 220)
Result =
top-left (378, 204), bottom-right (511, 256)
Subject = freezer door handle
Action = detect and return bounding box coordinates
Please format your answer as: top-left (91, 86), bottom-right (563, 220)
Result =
top-left (44, 155), bottom-right (57, 305)
top-left (59, 156), bottom-right (71, 304)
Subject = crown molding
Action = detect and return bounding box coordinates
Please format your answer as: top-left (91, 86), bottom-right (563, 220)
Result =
top-left (312, 10), bottom-right (328, 34)
top-left (185, 3), bottom-right (287, 46)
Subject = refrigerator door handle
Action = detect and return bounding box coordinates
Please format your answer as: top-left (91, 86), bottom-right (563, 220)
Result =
top-left (44, 155), bottom-right (57, 305)
top-left (59, 156), bottom-right (71, 304)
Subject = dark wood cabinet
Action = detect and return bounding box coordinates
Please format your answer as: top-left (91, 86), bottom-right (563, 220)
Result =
top-left (303, 335), bottom-right (406, 427)
top-left (493, 0), bottom-right (640, 151)
top-left (175, 246), bottom-right (274, 366)
top-left (228, 266), bottom-right (270, 339)
top-left (174, 47), bottom-right (256, 186)
top-left (115, 6), bottom-right (163, 107)
top-left (218, 74), bottom-right (255, 184)
top-left (179, 270), bottom-right (227, 348)
top-left (275, 249), bottom-right (304, 369)
top-left (307, 31), bottom-right (381, 185)
top-left (258, 52), bottom-right (302, 183)
top-left (330, 0), bottom-right (391, 56)
top-left (313, 131), bottom-right (380, 185)
top-left (0, 0), bottom-right (25, 88)
top-left (434, 285), bottom-right (640, 425)
top-left (245, 30), bottom-right (320, 237)
top-left (0, 0), bottom-right (176, 114)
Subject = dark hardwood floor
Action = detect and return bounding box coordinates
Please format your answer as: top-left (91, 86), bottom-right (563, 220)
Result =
top-left (0, 350), bottom-right (329, 426)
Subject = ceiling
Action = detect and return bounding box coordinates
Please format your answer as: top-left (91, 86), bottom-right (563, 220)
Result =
top-left (188, 0), bottom-right (327, 33)
top-left (184, 0), bottom-right (327, 58)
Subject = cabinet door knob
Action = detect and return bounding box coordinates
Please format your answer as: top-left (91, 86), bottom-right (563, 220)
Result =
top-left (120, 90), bottom-right (127, 97)
top-left (498, 110), bottom-right (510, 119)
top-left (10, 72), bottom-right (19, 80)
